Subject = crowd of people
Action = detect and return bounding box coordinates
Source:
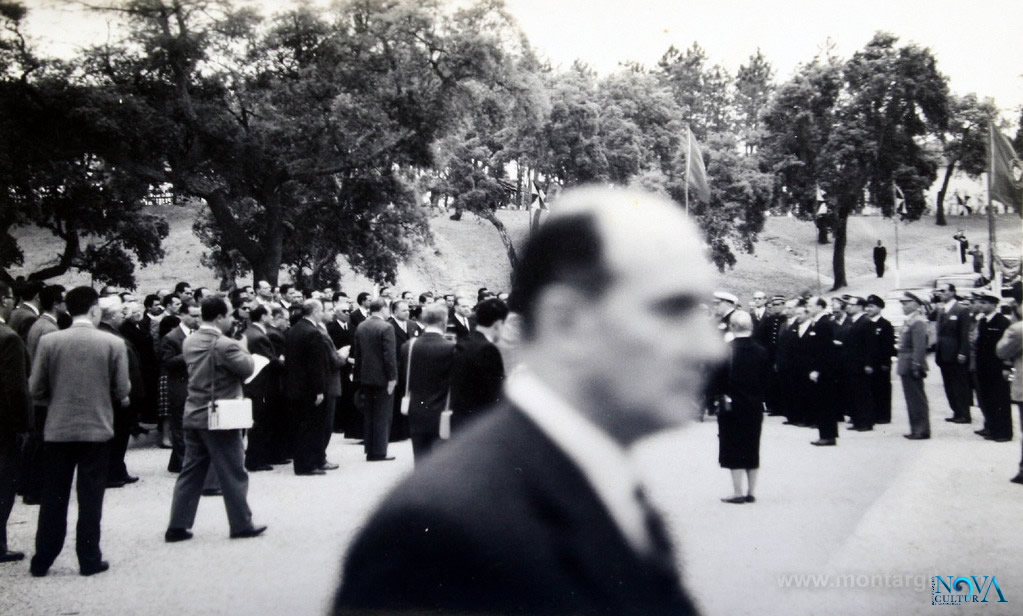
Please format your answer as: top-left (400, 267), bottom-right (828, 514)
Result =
top-left (0, 277), bottom-right (512, 572)
top-left (705, 281), bottom-right (1023, 503)
top-left (0, 185), bottom-right (1020, 614)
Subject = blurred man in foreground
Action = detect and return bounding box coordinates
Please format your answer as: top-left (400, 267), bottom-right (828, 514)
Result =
top-left (334, 187), bottom-right (721, 615)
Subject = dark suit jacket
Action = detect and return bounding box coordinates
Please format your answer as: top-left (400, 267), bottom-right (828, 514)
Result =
top-left (869, 316), bottom-right (896, 367)
top-left (976, 313), bottom-right (1011, 376)
top-left (0, 322), bottom-right (32, 438)
top-left (841, 314), bottom-right (879, 376)
top-left (334, 405), bottom-right (697, 616)
top-left (398, 332), bottom-right (455, 437)
top-left (349, 308), bottom-right (368, 332)
top-left (449, 331), bottom-right (505, 425)
top-left (934, 301), bottom-right (971, 364)
top-left (326, 319), bottom-right (354, 351)
top-left (160, 326), bottom-right (190, 410)
top-left (798, 316), bottom-right (837, 383)
top-left (285, 318), bottom-right (330, 400)
top-left (243, 324), bottom-right (279, 397)
top-left (352, 316), bottom-right (397, 387)
top-left (389, 317), bottom-right (421, 353)
top-left (447, 313), bottom-right (474, 340)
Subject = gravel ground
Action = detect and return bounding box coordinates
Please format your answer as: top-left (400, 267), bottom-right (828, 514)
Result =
top-left (2, 370), bottom-right (1020, 615)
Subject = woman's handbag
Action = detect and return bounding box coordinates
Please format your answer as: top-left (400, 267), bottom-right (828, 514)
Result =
top-left (206, 340), bottom-right (253, 430)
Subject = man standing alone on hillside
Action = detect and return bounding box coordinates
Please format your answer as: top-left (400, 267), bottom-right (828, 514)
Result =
top-left (873, 240), bottom-right (887, 278)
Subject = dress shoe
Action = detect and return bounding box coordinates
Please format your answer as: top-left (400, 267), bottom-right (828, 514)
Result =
top-left (720, 496), bottom-right (746, 504)
top-left (903, 434), bottom-right (930, 440)
top-left (975, 429), bottom-right (990, 436)
top-left (0, 550), bottom-right (25, 563)
top-left (164, 528), bottom-right (193, 543)
top-left (80, 560), bottom-right (110, 576)
top-left (122, 475), bottom-right (140, 484)
top-left (319, 462), bottom-right (339, 471)
top-left (989, 436), bottom-right (1012, 443)
top-left (850, 426), bottom-right (873, 432)
top-left (295, 469), bottom-right (326, 476)
top-left (810, 439), bottom-right (836, 446)
top-left (1010, 473), bottom-right (1023, 485)
top-left (745, 495), bottom-right (756, 503)
top-left (230, 525), bottom-right (267, 539)
top-left (944, 417), bottom-right (959, 422)
top-left (200, 488), bottom-right (223, 496)
top-left (245, 464), bottom-right (274, 472)
top-left (271, 458), bottom-right (292, 465)
top-left (22, 495), bottom-right (40, 506)
top-left (875, 420), bottom-right (891, 425)
top-left (29, 561), bottom-right (49, 577)
top-left (105, 479), bottom-right (127, 489)
top-left (951, 418), bottom-right (971, 424)
top-left (366, 455), bottom-right (396, 462)
top-left (782, 420), bottom-right (797, 425)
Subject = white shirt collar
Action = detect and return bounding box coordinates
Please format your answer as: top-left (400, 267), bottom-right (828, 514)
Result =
top-left (505, 369), bottom-right (653, 556)
top-left (22, 302), bottom-right (40, 316)
top-left (943, 299), bottom-right (957, 312)
top-left (253, 322), bottom-right (267, 334)
top-left (179, 323), bottom-right (191, 337)
top-left (394, 318), bottom-right (407, 333)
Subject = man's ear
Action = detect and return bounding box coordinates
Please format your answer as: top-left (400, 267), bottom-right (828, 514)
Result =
top-left (530, 285), bottom-right (598, 346)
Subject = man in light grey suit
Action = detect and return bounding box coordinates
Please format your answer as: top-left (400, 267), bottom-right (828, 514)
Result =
top-left (165, 297), bottom-right (265, 543)
top-left (28, 286), bottom-right (130, 577)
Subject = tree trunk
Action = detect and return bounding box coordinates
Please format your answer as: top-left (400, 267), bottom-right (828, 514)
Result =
top-left (935, 160), bottom-right (956, 226)
top-left (830, 211), bottom-right (848, 290)
top-left (479, 209), bottom-right (518, 271)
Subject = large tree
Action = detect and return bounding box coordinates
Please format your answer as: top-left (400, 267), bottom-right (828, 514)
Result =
top-left (933, 94), bottom-right (999, 225)
top-left (80, 0), bottom-right (518, 286)
top-left (734, 49), bottom-right (774, 154)
top-left (820, 33), bottom-right (949, 289)
top-left (0, 1), bottom-right (168, 287)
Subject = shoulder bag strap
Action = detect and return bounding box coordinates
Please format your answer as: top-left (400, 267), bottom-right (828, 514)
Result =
top-left (404, 337), bottom-right (416, 397)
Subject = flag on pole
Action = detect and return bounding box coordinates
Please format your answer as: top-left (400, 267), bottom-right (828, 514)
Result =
top-left (989, 124), bottom-right (1023, 209)
top-left (893, 183), bottom-right (907, 216)
top-left (529, 181), bottom-right (548, 211)
top-left (685, 125), bottom-right (710, 203)
top-left (815, 184), bottom-right (828, 216)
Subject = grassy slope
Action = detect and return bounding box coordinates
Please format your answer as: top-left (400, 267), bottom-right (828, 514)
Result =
top-left (9, 202), bottom-right (1021, 302)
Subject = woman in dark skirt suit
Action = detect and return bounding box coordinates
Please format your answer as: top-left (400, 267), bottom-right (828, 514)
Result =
top-left (708, 311), bottom-right (769, 504)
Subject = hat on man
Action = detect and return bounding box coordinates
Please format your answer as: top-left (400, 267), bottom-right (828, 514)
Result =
top-left (974, 291), bottom-right (1001, 304)
top-left (899, 291), bottom-right (926, 305)
top-left (713, 291), bottom-right (738, 305)
top-left (832, 295), bottom-right (848, 305)
top-left (771, 294), bottom-right (786, 303)
top-left (844, 295), bottom-right (866, 307)
top-left (865, 294), bottom-right (886, 309)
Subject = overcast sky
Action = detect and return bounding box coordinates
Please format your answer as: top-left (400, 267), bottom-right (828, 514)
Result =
top-left (19, 0), bottom-right (1023, 123)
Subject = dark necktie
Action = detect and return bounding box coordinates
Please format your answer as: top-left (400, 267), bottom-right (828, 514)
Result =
top-left (634, 486), bottom-right (676, 573)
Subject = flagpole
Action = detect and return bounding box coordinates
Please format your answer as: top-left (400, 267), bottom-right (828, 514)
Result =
top-left (892, 184), bottom-right (901, 287)
top-left (987, 124), bottom-right (998, 282)
top-left (685, 125), bottom-right (691, 217)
